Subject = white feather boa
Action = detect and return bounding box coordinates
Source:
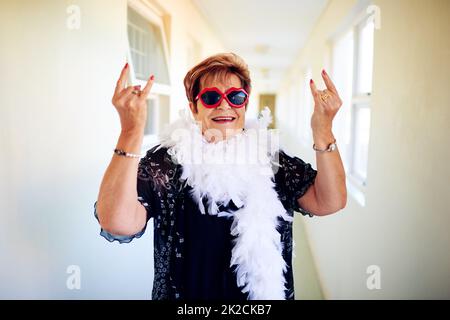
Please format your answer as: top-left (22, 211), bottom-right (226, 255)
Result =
top-left (156, 107), bottom-right (292, 300)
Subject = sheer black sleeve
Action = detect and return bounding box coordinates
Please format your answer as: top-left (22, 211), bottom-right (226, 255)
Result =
top-left (273, 149), bottom-right (318, 217)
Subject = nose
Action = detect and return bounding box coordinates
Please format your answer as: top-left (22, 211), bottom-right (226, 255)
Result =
top-left (216, 97), bottom-right (232, 110)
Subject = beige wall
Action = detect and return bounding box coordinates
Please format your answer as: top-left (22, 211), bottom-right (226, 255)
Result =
top-left (0, 0), bottom-right (224, 298)
top-left (278, 0), bottom-right (450, 299)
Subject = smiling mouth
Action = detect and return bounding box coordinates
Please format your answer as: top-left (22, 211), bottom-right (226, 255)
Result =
top-left (211, 116), bottom-right (236, 123)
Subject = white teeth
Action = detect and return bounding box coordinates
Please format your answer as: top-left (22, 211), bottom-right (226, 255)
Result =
top-left (213, 117), bottom-right (235, 121)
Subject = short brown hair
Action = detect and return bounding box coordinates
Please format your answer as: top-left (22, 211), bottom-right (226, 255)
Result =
top-left (183, 52), bottom-right (251, 111)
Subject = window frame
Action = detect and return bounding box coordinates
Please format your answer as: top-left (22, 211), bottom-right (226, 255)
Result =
top-left (126, 0), bottom-right (172, 148)
top-left (348, 15), bottom-right (374, 189)
top-left (330, 3), bottom-right (376, 206)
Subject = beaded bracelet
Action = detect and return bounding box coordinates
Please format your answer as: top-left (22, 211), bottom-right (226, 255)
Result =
top-left (113, 148), bottom-right (142, 158)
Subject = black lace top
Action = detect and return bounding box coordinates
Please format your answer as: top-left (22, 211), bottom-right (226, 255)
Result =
top-left (93, 145), bottom-right (317, 300)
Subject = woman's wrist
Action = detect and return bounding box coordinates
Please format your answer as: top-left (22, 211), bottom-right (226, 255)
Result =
top-left (117, 129), bottom-right (144, 155)
top-left (312, 130), bottom-right (335, 149)
top-left (120, 126), bottom-right (144, 136)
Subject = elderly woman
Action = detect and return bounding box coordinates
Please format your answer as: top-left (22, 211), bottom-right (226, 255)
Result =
top-left (94, 53), bottom-right (346, 300)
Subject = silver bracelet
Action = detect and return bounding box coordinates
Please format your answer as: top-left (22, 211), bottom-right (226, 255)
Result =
top-left (113, 148), bottom-right (142, 158)
top-left (312, 139), bottom-right (337, 152)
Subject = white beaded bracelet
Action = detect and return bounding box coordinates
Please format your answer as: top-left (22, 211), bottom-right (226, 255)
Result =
top-left (113, 148), bottom-right (142, 158)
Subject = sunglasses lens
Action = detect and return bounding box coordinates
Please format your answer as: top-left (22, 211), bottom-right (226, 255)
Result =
top-left (228, 91), bottom-right (247, 106)
top-left (201, 91), bottom-right (222, 106)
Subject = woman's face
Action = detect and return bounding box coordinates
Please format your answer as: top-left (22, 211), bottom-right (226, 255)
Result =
top-left (189, 73), bottom-right (246, 142)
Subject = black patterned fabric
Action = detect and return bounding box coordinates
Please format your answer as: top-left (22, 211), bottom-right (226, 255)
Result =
top-left (93, 145), bottom-right (317, 300)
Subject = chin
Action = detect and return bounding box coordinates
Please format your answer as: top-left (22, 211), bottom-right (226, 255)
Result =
top-left (204, 125), bottom-right (243, 142)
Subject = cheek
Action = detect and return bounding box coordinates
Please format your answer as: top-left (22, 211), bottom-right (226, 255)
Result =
top-left (237, 109), bottom-right (246, 122)
top-left (198, 108), bottom-right (212, 123)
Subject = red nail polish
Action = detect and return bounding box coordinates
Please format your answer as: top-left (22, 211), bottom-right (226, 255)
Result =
top-left (124, 62), bottom-right (128, 69)
top-left (310, 79), bottom-right (314, 84)
top-left (134, 85), bottom-right (141, 89)
top-left (150, 75), bottom-right (154, 80)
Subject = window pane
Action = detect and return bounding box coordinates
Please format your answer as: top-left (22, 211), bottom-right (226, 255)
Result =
top-left (352, 104), bottom-right (371, 184)
top-left (356, 19), bottom-right (374, 94)
top-left (144, 95), bottom-right (170, 136)
top-left (144, 99), bottom-right (158, 136)
top-left (127, 7), bottom-right (170, 84)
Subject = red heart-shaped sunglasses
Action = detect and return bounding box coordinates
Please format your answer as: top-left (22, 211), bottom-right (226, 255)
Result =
top-left (195, 87), bottom-right (249, 108)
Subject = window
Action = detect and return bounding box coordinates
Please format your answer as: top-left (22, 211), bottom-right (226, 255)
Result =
top-left (127, 2), bottom-right (171, 147)
top-left (332, 10), bottom-right (375, 205)
top-left (351, 103), bottom-right (371, 181)
top-left (332, 30), bottom-right (354, 176)
top-left (351, 17), bottom-right (374, 187)
top-left (128, 7), bottom-right (170, 84)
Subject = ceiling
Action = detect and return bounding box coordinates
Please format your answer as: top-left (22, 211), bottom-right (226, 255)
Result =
top-left (192, 0), bottom-right (329, 93)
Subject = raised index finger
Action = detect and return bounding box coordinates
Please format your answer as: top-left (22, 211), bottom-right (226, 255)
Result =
top-left (114, 62), bottom-right (129, 95)
top-left (321, 69), bottom-right (338, 94)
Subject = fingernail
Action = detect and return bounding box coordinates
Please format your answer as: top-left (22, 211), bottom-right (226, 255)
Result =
top-left (150, 75), bottom-right (155, 80)
top-left (322, 69), bottom-right (327, 75)
top-left (310, 79), bottom-right (314, 84)
top-left (134, 85), bottom-right (141, 89)
top-left (124, 62), bottom-right (128, 69)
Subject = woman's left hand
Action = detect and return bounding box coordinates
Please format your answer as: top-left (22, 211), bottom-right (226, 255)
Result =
top-left (299, 70), bottom-right (347, 215)
top-left (309, 69), bottom-right (342, 141)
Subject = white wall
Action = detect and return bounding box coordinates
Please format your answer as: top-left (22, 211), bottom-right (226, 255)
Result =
top-left (277, 0), bottom-right (450, 299)
top-left (0, 0), bottom-right (224, 299)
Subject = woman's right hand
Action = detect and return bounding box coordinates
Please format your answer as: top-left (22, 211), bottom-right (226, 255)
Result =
top-left (112, 63), bottom-right (155, 134)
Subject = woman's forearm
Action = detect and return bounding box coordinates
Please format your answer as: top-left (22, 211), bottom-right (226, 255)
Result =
top-left (312, 131), bottom-right (347, 213)
top-left (96, 130), bottom-right (145, 234)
